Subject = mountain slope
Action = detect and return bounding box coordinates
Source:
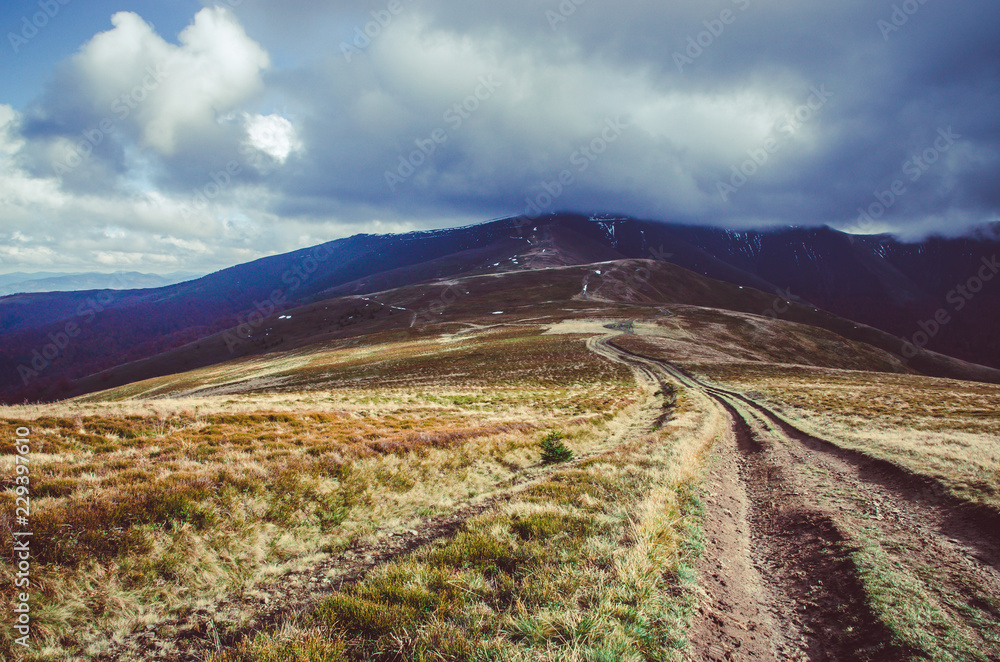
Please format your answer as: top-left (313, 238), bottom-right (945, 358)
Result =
top-left (3, 214), bottom-right (1000, 402)
top-left (3, 254), bottom-right (999, 661)
top-left (61, 258), bottom-right (1000, 401)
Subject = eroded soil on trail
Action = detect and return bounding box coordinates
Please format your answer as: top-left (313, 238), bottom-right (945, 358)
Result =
top-left (600, 339), bottom-right (908, 660)
top-left (687, 430), bottom-right (775, 661)
top-left (99, 331), bottom-right (1000, 661)
top-left (601, 336), bottom-right (1000, 661)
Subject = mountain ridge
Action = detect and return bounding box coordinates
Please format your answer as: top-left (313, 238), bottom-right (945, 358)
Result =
top-left (3, 213), bottom-right (999, 402)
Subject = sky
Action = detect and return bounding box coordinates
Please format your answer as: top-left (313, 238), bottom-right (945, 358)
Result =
top-left (0, 0), bottom-right (998, 275)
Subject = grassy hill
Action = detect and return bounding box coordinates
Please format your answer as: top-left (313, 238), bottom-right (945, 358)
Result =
top-left (2, 259), bottom-right (999, 660)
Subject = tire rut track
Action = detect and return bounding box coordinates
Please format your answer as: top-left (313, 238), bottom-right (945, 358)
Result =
top-left (597, 337), bottom-right (910, 660)
top-left (613, 338), bottom-right (999, 573)
top-left (716, 386), bottom-right (1000, 573)
top-left (102, 450), bottom-right (617, 662)
top-left (100, 341), bottom-right (665, 662)
top-left (728, 384), bottom-right (1000, 656)
top-left (604, 335), bottom-right (1000, 658)
top-left (718, 394), bottom-right (910, 661)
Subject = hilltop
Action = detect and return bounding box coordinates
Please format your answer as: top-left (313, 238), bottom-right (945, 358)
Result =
top-left (3, 214), bottom-right (1000, 403)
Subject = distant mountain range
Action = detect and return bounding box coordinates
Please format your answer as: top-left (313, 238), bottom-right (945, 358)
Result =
top-left (0, 271), bottom-right (201, 296)
top-left (2, 214), bottom-right (999, 403)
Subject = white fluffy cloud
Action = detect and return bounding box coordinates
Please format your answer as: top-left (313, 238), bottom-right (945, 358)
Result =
top-left (72, 8), bottom-right (271, 155)
top-left (0, 11), bottom-right (315, 274)
top-left (2, 0), bottom-right (1000, 275)
top-left (243, 113), bottom-right (303, 164)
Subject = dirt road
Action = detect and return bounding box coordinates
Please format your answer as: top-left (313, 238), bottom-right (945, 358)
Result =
top-left (99, 332), bottom-right (1000, 661)
top-left (596, 336), bottom-right (1000, 661)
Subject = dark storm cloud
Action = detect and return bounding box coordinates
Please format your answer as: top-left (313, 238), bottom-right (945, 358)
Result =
top-left (217, 0), bottom-right (1000, 234)
top-left (2, 0), bottom-right (999, 273)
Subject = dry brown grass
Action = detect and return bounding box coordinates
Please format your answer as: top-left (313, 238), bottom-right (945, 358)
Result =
top-left (76, 326), bottom-right (633, 401)
top-left (694, 363), bottom-right (1000, 511)
top-left (0, 331), bottom-right (640, 660)
top-left (208, 386), bottom-right (726, 662)
top-left (623, 307), bottom-right (909, 374)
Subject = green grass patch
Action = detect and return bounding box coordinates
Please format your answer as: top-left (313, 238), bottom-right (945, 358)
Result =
top-left (212, 422), bottom-right (705, 662)
top-left (852, 538), bottom-right (989, 661)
